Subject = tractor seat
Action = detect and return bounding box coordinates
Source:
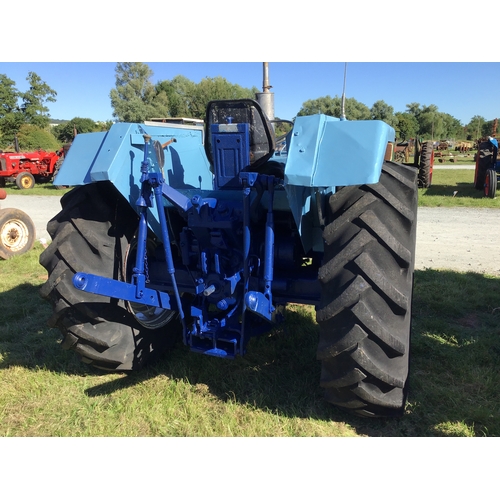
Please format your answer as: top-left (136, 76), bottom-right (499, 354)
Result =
top-left (205, 99), bottom-right (276, 188)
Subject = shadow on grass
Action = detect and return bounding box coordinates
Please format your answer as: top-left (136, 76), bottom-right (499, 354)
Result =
top-left (421, 182), bottom-right (485, 199)
top-left (0, 283), bottom-right (95, 376)
top-left (1, 270), bottom-right (500, 436)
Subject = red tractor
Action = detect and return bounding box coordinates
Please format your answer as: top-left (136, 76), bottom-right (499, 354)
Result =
top-left (0, 144), bottom-right (68, 189)
top-left (474, 137), bottom-right (499, 198)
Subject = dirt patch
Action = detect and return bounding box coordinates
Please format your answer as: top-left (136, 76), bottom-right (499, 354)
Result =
top-left (416, 207), bottom-right (500, 276)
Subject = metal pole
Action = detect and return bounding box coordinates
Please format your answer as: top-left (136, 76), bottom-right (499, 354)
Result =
top-left (256, 62), bottom-right (274, 121)
top-left (340, 63), bottom-right (347, 121)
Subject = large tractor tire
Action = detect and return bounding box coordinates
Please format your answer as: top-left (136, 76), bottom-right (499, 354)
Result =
top-left (484, 168), bottom-right (497, 198)
top-left (0, 207), bottom-right (36, 259)
top-left (417, 141), bottom-right (433, 188)
top-left (475, 142), bottom-right (495, 190)
top-left (52, 157), bottom-right (68, 190)
top-left (39, 182), bottom-right (180, 371)
top-left (317, 161), bottom-right (417, 417)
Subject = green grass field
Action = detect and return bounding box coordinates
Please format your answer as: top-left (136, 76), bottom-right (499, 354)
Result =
top-left (1, 243), bottom-right (499, 437)
top-left (419, 168), bottom-right (500, 208)
top-left (1, 183), bottom-right (71, 196)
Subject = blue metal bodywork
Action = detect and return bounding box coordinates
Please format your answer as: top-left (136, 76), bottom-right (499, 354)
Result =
top-left (56, 116), bottom-right (394, 249)
top-left (56, 105), bottom-right (395, 358)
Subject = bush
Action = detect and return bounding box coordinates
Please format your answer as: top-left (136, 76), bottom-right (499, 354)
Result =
top-left (16, 124), bottom-right (61, 152)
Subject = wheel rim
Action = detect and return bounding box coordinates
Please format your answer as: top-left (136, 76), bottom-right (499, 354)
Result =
top-left (21, 176), bottom-right (33, 189)
top-left (485, 174), bottom-right (491, 196)
top-left (0, 219), bottom-right (30, 252)
top-left (124, 234), bottom-right (177, 329)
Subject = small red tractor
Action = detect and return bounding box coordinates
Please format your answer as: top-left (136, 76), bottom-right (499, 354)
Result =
top-left (0, 144), bottom-right (69, 190)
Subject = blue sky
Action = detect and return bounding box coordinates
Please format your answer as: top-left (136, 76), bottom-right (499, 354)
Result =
top-left (1, 62), bottom-right (498, 127)
top-left (1, 61), bottom-right (499, 127)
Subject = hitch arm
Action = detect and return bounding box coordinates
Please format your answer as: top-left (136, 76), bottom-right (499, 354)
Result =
top-left (73, 272), bottom-right (176, 310)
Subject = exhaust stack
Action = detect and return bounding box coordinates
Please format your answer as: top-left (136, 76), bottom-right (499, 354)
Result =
top-left (256, 62), bottom-right (275, 121)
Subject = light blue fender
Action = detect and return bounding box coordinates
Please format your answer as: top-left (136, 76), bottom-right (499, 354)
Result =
top-left (55, 122), bottom-right (212, 192)
top-left (285, 114), bottom-right (394, 187)
top-left (283, 114), bottom-right (395, 253)
top-left (54, 122), bottom-right (212, 231)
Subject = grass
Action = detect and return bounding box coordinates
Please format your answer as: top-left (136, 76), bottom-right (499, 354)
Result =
top-left (1, 243), bottom-right (499, 436)
top-left (1, 182), bottom-right (71, 196)
top-left (419, 168), bottom-right (500, 208)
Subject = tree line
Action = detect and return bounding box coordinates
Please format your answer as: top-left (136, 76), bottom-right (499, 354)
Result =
top-left (297, 96), bottom-right (497, 142)
top-left (0, 62), bottom-right (497, 151)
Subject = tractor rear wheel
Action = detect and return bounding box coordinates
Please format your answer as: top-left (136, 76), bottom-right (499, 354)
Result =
top-left (39, 182), bottom-right (181, 371)
top-left (484, 168), bottom-right (497, 198)
top-left (317, 161), bottom-right (417, 417)
top-left (418, 140), bottom-right (433, 188)
top-left (475, 142), bottom-right (495, 190)
top-left (0, 208), bottom-right (36, 259)
top-left (16, 172), bottom-right (35, 190)
top-left (52, 158), bottom-right (68, 190)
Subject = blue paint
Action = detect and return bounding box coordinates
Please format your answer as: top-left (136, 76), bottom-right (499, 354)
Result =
top-left (56, 99), bottom-right (395, 358)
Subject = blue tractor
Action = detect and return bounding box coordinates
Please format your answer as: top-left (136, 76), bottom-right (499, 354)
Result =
top-left (39, 97), bottom-right (418, 417)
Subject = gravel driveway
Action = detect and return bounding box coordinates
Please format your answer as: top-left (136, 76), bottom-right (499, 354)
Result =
top-left (2, 194), bottom-right (500, 276)
top-left (416, 207), bottom-right (500, 276)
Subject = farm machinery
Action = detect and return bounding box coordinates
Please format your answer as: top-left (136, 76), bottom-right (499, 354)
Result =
top-left (0, 188), bottom-right (36, 259)
top-left (393, 138), bottom-right (434, 188)
top-left (0, 146), bottom-right (68, 189)
top-left (475, 137), bottom-right (499, 198)
top-left (39, 96), bottom-right (418, 418)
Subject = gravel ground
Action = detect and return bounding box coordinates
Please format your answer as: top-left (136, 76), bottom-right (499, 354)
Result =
top-left (1, 194), bottom-right (499, 276)
top-left (416, 207), bottom-right (500, 276)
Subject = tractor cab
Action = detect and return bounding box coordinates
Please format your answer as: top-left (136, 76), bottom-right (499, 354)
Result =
top-left (204, 99), bottom-right (277, 189)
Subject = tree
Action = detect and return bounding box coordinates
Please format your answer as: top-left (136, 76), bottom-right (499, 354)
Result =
top-left (441, 113), bottom-right (464, 140)
top-left (155, 75), bottom-right (259, 120)
top-left (53, 117), bottom-right (99, 143)
top-left (16, 124), bottom-right (60, 151)
top-left (405, 102), bottom-right (421, 117)
top-left (95, 120), bottom-right (114, 132)
top-left (370, 100), bottom-right (398, 128)
top-left (465, 115), bottom-right (486, 141)
top-left (189, 76), bottom-right (258, 119)
top-left (110, 62), bottom-right (170, 122)
top-left (297, 95), bottom-right (371, 120)
top-left (483, 118), bottom-right (499, 138)
top-left (20, 72), bottom-right (57, 128)
top-left (156, 75), bottom-right (197, 118)
top-left (0, 74), bottom-right (24, 147)
top-left (418, 104), bottom-right (445, 140)
top-left (404, 103), bottom-right (464, 140)
top-left (0, 74), bottom-right (19, 118)
top-left (394, 112), bottom-right (419, 141)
